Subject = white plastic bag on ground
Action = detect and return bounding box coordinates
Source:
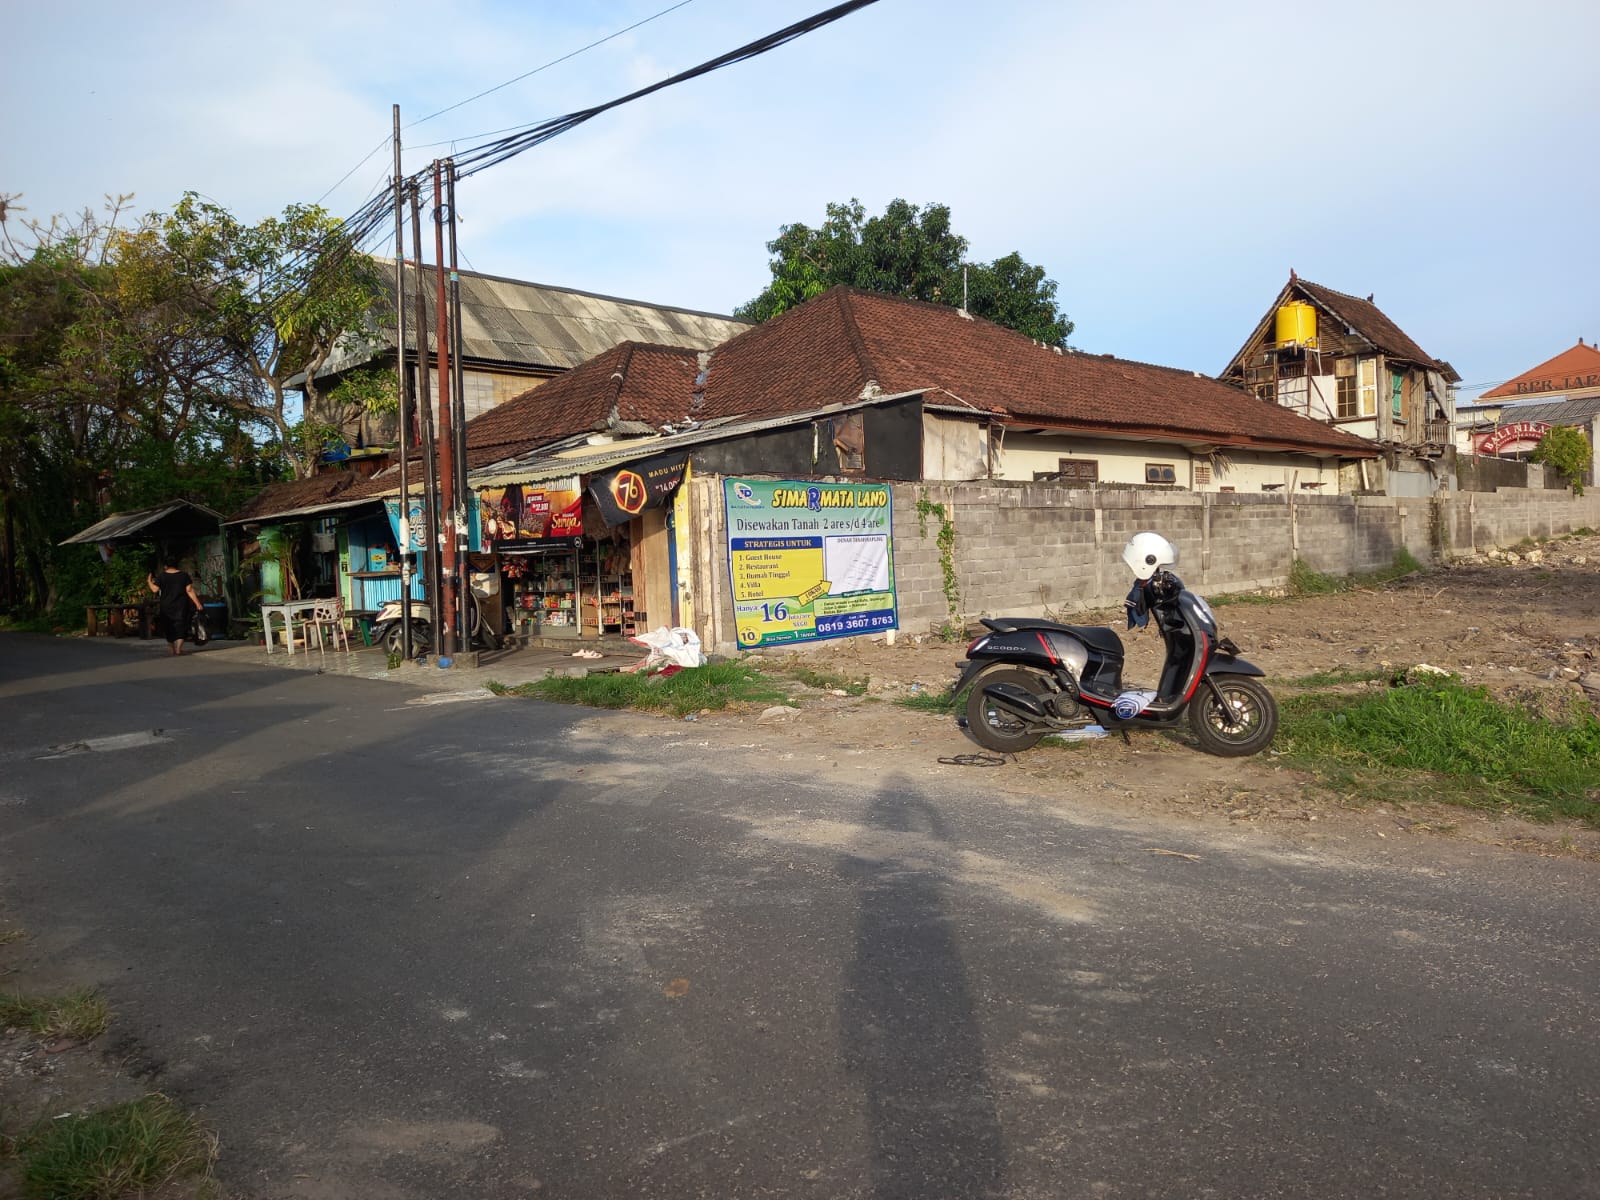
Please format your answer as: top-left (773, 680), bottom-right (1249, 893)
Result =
top-left (628, 626), bottom-right (706, 671)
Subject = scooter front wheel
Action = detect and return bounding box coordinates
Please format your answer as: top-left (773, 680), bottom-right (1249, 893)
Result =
top-left (963, 666), bottom-right (1048, 753)
top-left (1189, 675), bottom-right (1278, 757)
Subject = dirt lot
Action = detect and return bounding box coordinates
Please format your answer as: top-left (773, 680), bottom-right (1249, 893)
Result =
top-left (716, 530), bottom-right (1600, 859)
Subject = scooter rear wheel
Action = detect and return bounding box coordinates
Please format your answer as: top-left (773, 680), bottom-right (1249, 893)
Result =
top-left (385, 619), bottom-right (433, 657)
top-left (963, 666), bottom-right (1048, 753)
top-left (1188, 675), bottom-right (1278, 757)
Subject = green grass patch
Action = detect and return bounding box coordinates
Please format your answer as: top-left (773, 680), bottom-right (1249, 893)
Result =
top-left (894, 687), bottom-right (958, 714)
top-left (1288, 559), bottom-right (1342, 595)
top-left (11, 1093), bottom-right (216, 1200)
top-left (491, 660), bottom-right (789, 717)
top-left (0, 988), bottom-right (110, 1041)
top-left (0, 614), bottom-right (63, 635)
top-left (1207, 589), bottom-right (1280, 608)
top-left (1280, 679), bottom-right (1600, 825)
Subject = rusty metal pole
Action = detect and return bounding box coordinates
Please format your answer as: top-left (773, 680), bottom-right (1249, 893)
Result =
top-left (409, 183), bottom-right (442, 655)
top-left (431, 160), bottom-right (457, 661)
top-left (391, 105), bottom-right (413, 660)
top-left (445, 160), bottom-right (471, 651)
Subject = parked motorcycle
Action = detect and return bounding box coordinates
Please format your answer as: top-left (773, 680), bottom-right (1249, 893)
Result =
top-left (952, 531), bottom-right (1278, 757)
top-left (372, 595), bottom-right (500, 656)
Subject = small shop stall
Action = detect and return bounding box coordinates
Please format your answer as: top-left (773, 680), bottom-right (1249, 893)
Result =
top-left (473, 450), bottom-right (687, 642)
top-left (479, 479), bottom-right (588, 639)
top-left (60, 500), bottom-right (228, 637)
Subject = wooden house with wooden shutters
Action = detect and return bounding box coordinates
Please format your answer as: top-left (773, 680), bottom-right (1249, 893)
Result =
top-left (1220, 273), bottom-right (1460, 456)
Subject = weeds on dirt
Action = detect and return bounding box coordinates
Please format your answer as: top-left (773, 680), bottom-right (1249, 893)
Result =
top-left (1214, 550), bottom-right (1425, 607)
top-left (1280, 678), bottom-right (1600, 825)
top-left (9, 1093), bottom-right (217, 1200)
top-left (760, 663), bottom-right (869, 695)
top-left (490, 661), bottom-right (789, 717)
top-left (0, 988), bottom-right (110, 1042)
top-left (1277, 667), bottom-right (1390, 689)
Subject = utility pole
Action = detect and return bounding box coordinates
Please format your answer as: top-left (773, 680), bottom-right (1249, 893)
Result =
top-left (445, 159), bottom-right (470, 652)
top-left (409, 183), bottom-right (443, 654)
top-left (431, 160), bottom-right (458, 662)
top-left (391, 104), bottom-right (413, 660)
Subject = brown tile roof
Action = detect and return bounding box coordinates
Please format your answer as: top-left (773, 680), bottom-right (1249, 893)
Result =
top-left (331, 287), bottom-right (1374, 497)
top-left (464, 343), bottom-right (703, 467)
top-left (703, 288), bottom-right (1375, 456)
top-left (1292, 280), bottom-right (1441, 368)
top-left (1481, 340), bottom-right (1600, 400)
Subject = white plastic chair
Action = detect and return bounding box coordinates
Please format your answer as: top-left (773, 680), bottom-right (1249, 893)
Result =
top-left (307, 598), bottom-right (350, 654)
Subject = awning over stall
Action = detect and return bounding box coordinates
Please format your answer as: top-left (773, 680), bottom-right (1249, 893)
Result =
top-left (60, 500), bottom-right (224, 546)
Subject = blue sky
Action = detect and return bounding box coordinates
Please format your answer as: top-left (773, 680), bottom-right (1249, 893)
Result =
top-left (5, 0), bottom-right (1597, 400)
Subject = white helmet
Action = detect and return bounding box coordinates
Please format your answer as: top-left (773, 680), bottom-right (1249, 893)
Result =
top-left (1122, 531), bottom-right (1177, 581)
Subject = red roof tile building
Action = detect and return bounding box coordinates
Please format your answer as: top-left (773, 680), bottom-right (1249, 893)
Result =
top-left (473, 287), bottom-right (1375, 495)
top-left (1480, 340), bottom-right (1600, 403)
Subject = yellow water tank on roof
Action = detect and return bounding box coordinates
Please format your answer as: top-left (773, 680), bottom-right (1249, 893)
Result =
top-left (1275, 301), bottom-right (1318, 348)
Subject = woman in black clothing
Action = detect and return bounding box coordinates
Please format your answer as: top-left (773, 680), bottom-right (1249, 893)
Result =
top-left (146, 558), bottom-right (204, 655)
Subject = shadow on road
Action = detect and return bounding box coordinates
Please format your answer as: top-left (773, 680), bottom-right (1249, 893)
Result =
top-left (840, 783), bottom-right (1006, 1199)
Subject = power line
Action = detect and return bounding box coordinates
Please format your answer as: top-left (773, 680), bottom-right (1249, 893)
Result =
top-left (315, 1), bottom-right (696, 207)
top-left (249, 1), bottom-right (884, 344)
top-left (450, 0), bottom-right (880, 181)
top-left (409, 0), bottom-right (696, 130)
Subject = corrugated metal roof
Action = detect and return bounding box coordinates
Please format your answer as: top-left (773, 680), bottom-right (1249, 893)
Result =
top-left (315, 260), bottom-right (749, 379)
top-left (470, 393), bottom-right (927, 489)
top-left (1473, 395), bottom-right (1600, 426)
top-left (61, 500), bottom-right (224, 545)
top-left (221, 495), bottom-right (381, 527)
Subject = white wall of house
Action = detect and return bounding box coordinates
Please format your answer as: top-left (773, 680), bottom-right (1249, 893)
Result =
top-left (1276, 373), bottom-right (1340, 422)
top-left (993, 432), bottom-right (1344, 494)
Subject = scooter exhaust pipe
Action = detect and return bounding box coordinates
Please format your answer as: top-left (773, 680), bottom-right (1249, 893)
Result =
top-left (982, 681), bottom-right (1049, 721)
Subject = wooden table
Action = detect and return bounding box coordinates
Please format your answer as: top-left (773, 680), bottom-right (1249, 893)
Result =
top-left (85, 602), bottom-right (155, 638)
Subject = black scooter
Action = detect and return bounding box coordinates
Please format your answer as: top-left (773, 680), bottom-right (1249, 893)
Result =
top-left (952, 569), bottom-right (1278, 756)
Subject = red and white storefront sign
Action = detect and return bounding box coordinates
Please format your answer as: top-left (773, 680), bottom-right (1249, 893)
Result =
top-left (1474, 420), bottom-right (1551, 455)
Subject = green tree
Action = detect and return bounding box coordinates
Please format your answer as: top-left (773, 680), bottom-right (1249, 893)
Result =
top-left (0, 190), bottom-right (364, 618)
top-left (1530, 425), bottom-right (1592, 496)
top-left (150, 193), bottom-right (386, 479)
top-left (736, 198), bottom-right (1073, 346)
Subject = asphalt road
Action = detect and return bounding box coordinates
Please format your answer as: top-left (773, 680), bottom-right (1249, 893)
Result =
top-left (2, 633), bottom-right (1597, 1199)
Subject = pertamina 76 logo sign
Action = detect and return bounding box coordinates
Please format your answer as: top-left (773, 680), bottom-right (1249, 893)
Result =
top-left (609, 469), bottom-right (648, 516)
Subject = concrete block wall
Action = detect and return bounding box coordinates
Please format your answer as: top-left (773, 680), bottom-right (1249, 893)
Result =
top-left (1447, 489), bottom-right (1600, 553)
top-left (687, 475), bottom-right (1600, 652)
top-left (887, 483), bottom-right (1600, 635)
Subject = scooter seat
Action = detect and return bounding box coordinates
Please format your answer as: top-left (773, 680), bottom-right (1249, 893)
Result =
top-left (981, 616), bottom-right (1124, 657)
top-left (1063, 624), bottom-right (1124, 657)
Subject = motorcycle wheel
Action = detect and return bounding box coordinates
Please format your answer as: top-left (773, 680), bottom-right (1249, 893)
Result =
top-left (1188, 676), bottom-right (1278, 757)
top-left (963, 666), bottom-right (1049, 753)
top-left (385, 619), bottom-right (434, 656)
